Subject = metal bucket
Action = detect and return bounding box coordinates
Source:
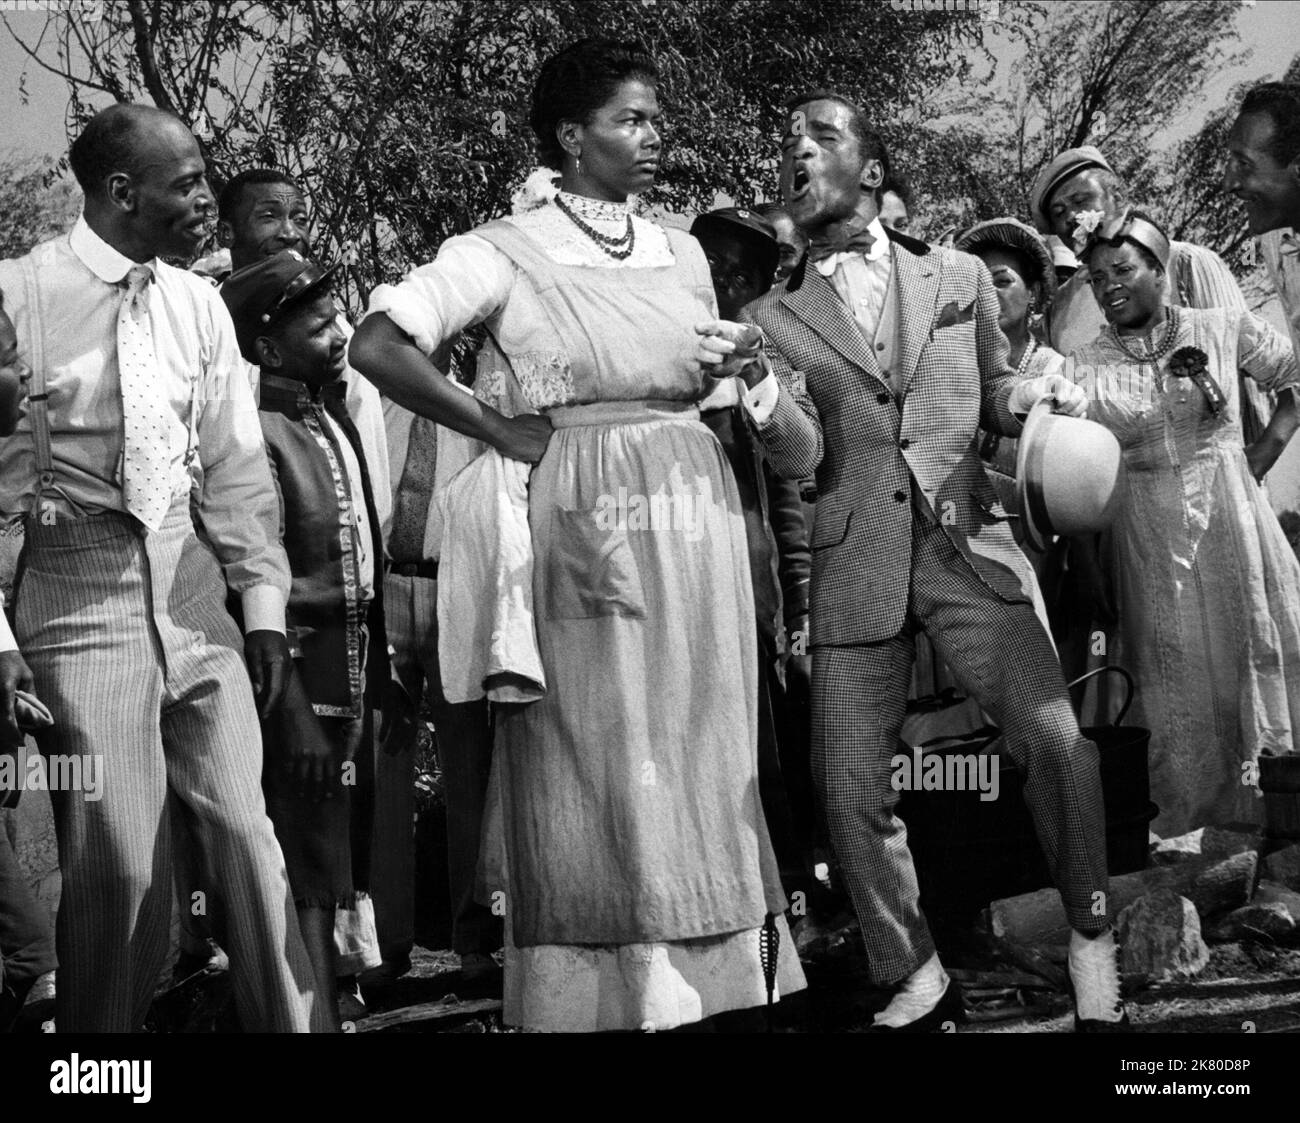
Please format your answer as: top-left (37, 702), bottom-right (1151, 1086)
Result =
top-left (897, 666), bottom-right (1153, 915)
top-left (1259, 753), bottom-right (1300, 841)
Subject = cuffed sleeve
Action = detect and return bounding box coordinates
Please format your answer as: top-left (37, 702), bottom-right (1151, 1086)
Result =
top-left (739, 310), bottom-right (824, 479)
top-left (194, 291), bottom-right (293, 604)
top-left (363, 234), bottom-right (514, 358)
top-left (742, 366), bottom-right (781, 425)
top-left (240, 584), bottom-right (286, 635)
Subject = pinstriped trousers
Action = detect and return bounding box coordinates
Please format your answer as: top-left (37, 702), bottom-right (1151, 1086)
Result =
top-left (14, 500), bottom-right (324, 1032)
top-left (813, 512), bottom-right (1109, 987)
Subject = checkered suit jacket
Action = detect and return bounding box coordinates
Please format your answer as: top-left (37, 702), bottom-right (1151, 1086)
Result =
top-left (741, 229), bottom-right (1036, 647)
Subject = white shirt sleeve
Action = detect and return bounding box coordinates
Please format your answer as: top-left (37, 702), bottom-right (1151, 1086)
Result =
top-left (194, 290), bottom-right (291, 631)
top-left (364, 234), bottom-right (515, 357)
top-left (741, 363), bottom-right (781, 425)
top-left (0, 592), bottom-right (17, 654)
top-left (240, 585), bottom-right (287, 636)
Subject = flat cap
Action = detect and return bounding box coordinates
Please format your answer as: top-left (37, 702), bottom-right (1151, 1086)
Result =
top-left (1028, 146), bottom-right (1114, 234)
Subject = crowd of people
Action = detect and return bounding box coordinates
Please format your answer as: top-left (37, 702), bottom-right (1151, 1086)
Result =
top-left (0, 35), bottom-right (1298, 1035)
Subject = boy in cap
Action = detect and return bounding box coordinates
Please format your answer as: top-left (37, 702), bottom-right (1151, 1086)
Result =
top-left (221, 250), bottom-right (388, 1029)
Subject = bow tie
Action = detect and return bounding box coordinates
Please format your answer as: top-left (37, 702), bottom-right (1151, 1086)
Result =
top-left (808, 222), bottom-right (877, 265)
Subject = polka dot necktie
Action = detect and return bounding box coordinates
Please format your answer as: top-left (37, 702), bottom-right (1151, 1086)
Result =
top-left (117, 264), bottom-right (170, 531)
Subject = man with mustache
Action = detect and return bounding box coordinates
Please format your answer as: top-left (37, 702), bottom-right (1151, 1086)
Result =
top-left (1224, 82), bottom-right (1300, 382)
top-left (0, 104), bottom-right (325, 1031)
top-left (696, 91), bottom-right (1126, 1032)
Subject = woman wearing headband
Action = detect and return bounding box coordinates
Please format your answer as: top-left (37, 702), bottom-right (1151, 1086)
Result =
top-left (1070, 210), bottom-right (1300, 834)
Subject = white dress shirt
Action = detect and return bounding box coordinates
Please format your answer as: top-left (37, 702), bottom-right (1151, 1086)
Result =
top-left (0, 217), bottom-right (290, 638)
top-left (744, 217), bottom-right (893, 424)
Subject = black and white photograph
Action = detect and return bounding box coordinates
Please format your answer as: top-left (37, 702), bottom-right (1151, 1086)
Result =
top-left (1, 0), bottom-right (1298, 1103)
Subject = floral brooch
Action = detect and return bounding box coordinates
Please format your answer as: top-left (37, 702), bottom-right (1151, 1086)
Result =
top-left (1167, 346), bottom-right (1225, 415)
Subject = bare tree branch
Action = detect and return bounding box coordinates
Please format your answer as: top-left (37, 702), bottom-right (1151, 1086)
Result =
top-left (127, 0), bottom-right (175, 112)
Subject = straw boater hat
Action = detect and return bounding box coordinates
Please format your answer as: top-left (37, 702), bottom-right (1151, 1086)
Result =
top-left (1015, 399), bottom-right (1127, 552)
top-left (954, 217), bottom-right (1057, 308)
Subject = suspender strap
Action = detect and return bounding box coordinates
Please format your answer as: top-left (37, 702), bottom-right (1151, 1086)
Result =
top-left (19, 252), bottom-right (56, 506)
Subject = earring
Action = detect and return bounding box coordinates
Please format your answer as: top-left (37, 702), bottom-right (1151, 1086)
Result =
top-left (575, 151), bottom-right (582, 177)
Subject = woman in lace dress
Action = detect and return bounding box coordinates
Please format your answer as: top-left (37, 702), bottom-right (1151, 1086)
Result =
top-left (1070, 212), bottom-right (1300, 835)
top-left (350, 38), bottom-right (804, 1032)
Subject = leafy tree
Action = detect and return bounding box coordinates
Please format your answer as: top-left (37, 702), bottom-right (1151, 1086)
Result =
top-left (4, 0), bottom-right (1019, 312)
top-left (0, 153), bottom-right (81, 259)
top-left (892, 1), bottom-right (1253, 238)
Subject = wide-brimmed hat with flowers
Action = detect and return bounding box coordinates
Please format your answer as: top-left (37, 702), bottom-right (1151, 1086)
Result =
top-left (955, 217), bottom-right (1057, 308)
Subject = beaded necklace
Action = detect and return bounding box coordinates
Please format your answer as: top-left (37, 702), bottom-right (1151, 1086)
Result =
top-left (1110, 306), bottom-right (1180, 365)
top-left (1013, 336), bottom-right (1039, 379)
top-left (554, 193), bottom-right (636, 260)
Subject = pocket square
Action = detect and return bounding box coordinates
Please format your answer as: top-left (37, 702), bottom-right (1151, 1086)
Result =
top-left (933, 300), bottom-right (975, 330)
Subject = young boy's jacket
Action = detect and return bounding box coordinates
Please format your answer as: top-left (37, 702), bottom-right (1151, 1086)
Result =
top-left (255, 372), bottom-right (389, 717)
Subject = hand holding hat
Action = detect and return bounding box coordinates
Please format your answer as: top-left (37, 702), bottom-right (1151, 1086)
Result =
top-left (1008, 373), bottom-right (1089, 419)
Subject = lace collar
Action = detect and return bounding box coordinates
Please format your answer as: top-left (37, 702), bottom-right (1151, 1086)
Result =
top-left (556, 191), bottom-right (631, 222)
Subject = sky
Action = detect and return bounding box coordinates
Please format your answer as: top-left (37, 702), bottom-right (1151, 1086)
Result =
top-left (3, 1), bottom-right (1299, 162)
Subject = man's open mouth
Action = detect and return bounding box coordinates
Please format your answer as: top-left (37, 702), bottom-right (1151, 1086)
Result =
top-left (789, 167), bottom-right (811, 198)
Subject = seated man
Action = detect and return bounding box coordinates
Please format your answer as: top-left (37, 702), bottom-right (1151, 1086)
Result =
top-left (222, 251), bottom-right (389, 1031)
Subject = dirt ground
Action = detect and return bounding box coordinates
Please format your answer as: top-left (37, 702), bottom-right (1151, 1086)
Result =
top-left (340, 939), bottom-right (1300, 1034)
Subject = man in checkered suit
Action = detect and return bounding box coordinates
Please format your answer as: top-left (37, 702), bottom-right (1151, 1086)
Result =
top-left (696, 91), bottom-right (1128, 1032)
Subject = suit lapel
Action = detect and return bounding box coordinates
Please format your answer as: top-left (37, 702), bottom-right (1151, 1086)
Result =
top-left (892, 245), bottom-right (942, 395)
top-left (780, 265), bottom-right (888, 391)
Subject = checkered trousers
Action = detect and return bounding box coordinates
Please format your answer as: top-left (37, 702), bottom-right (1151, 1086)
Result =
top-left (813, 512), bottom-right (1109, 986)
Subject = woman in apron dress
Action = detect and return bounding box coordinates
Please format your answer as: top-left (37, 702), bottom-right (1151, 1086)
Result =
top-left (350, 37), bottom-right (804, 1032)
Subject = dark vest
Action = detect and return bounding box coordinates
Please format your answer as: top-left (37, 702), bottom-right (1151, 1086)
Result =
top-left (256, 373), bottom-right (389, 717)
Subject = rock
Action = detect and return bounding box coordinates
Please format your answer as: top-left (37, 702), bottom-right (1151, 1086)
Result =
top-left (1152, 829), bottom-right (1203, 865)
top-left (991, 852), bottom-right (1256, 946)
top-left (1116, 890), bottom-right (1210, 984)
top-left (1261, 843), bottom-right (1300, 891)
top-left (1252, 880), bottom-right (1300, 922)
top-left (1152, 825), bottom-right (1263, 866)
top-left (1210, 902), bottom-right (1296, 943)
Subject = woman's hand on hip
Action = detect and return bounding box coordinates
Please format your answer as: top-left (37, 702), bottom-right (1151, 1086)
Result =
top-left (489, 412), bottom-right (554, 464)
